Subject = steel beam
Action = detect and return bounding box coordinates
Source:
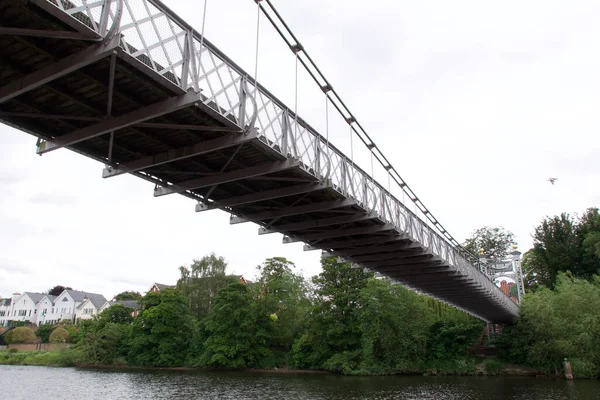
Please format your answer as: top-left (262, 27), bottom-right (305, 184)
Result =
top-left (135, 122), bottom-right (239, 132)
top-left (0, 28), bottom-right (97, 41)
top-left (344, 249), bottom-right (427, 263)
top-left (374, 260), bottom-right (445, 272)
top-left (284, 223), bottom-right (396, 243)
top-left (104, 130), bottom-right (257, 178)
top-left (230, 199), bottom-right (358, 224)
top-left (0, 35), bottom-right (118, 104)
top-left (155, 159), bottom-right (299, 197)
top-left (313, 234), bottom-right (407, 251)
top-left (197, 182), bottom-right (329, 211)
top-left (361, 254), bottom-right (440, 267)
top-left (39, 90), bottom-right (203, 154)
top-left (260, 212), bottom-right (378, 235)
top-left (326, 241), bottom-right (424, 256)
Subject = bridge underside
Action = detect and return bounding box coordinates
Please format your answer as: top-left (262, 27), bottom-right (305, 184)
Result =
top-left (0, 0), bottom-right (518, 323)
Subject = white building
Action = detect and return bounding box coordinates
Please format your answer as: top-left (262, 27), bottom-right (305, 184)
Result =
top-left (42, 289), bottom-right (107, 324)
top-left (6, 292), bottom-right (46, 325)
top-left (35, 295), bottom-right (57, 325)
top-left (74, 296), bottom-right (109, 322)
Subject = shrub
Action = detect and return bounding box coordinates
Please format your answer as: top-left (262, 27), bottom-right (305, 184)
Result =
top-left (5, 327), bottom-right (37, 344)
top-left (49, 327), bottom-right (72, 343)
top-left (9, 348), bottom-right (18, 353)
top-left (35, 324), bottom-right (56, 343)
top-left (484, 359), bottom-right (504, 375)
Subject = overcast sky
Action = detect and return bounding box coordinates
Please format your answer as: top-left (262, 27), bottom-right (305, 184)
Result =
top-left (1, 0), bottom-right (598, 299)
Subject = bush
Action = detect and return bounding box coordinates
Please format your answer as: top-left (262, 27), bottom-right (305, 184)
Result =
top-left (49, 327), bottom-right (71, 343)
top-left (5, 327), bottom-right (37, 344)
top-left (9, 348), bottom-right (18, 354)
top-left (484, 359), bottom-right (504, 375)
top-left (35, 324), bottom-right (56, 343)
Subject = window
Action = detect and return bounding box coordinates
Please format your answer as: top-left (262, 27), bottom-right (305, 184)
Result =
top-left (0, 311), bottom-right (5, 316)
top-left (18, 310), bottom-right (27, 316)
top-left (62, 297), bottom-right (68, 302)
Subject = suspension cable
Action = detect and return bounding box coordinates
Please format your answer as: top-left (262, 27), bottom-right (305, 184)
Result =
top-left (253, 0), bottom-right (261, 98)
top-left (255, 0), bottom-right (469, 255)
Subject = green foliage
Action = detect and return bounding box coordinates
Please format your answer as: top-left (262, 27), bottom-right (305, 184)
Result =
top-left (5, 327), bottom-right (37, 344)
top-left (427, 312), bottom-right (484, 360)
top-left (463, 226), bottom-right (517, 263)
top-left (128, 288), bottom-right (195, 367)
top-left (195, 283), bottom-right (270, 368)
top-left (357, 278), bottom-right (432, 374)
top-left (49, 327), bottom-right (71, 343)
top-left (77, 320), bottom-right (130, 365)
top-left (254, 257), bottom-right (310, 354)
top-left (35, 324), bottom-right (55, 344)
top-left (425, 358), bottom-right (477, 375)
top-left (114, 291), bottom-right (142, 301)
top-left (177, 253), bottom-right (233, 319)
top-left (524, 208), bottom-right (600, 289)
top-left (0, 349), bottom-right (77, 366)
top-left (291, 257), bottom-right (372, 371)
top-left (98, 304), bottom-right (134, 325)
top-left (484, 359), bottom-right (504, 375)
top-left (498, 273), bottom-right (600, 378)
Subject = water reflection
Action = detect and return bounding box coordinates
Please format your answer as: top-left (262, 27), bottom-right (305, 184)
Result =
top-left (1, 365), bottom-right (598, 400)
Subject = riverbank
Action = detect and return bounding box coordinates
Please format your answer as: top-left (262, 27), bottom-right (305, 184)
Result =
top-left (0, 349), bottom-right (545, 377)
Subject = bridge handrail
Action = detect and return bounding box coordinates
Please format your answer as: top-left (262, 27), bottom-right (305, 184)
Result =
top-left (43, 0), bottom-right (518, 316)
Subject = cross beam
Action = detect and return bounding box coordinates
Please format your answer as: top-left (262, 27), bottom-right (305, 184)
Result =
top-left (230, 199), bottom-right (358, 224)
top-left (344, 250), bottom-right (427, 263)
top-left (260, 212), bottom-right (378, 235)
top-left (38, 90), bottom-right (203, 154)
top-left (284, 223), bottom-right (396, 243)
top-left (325, 241), bottom-right (423, 256)
top-left (309, 234), bottom-right (407, 251)
top-left (197, 181), bottom-right (329, 211)
top-left (0, 35), bottom-right (118, 104)
top-left (0, 27), bottom-right (97, 41)
top-left (104, 130), bottom-right (255, 178)
top-left (154, 159), bottom-right (300, 197)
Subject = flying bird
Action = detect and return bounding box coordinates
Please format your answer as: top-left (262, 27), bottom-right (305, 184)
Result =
top-left (547, 177), bottom-right (558, 185)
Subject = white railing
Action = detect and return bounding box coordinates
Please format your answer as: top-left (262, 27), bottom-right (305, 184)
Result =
top-left (43, 0), bottom-right (518, 317)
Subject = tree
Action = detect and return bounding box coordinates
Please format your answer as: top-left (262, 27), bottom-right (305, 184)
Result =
top-left (128, 288), bottom-right (196, 367)
top-left (197, 283), bottom-right (271, 368)
top-left (47, 285), bottom-right (72, 296)
top-left (524, 208), bottom-right (600, 289)
top-left (176, 253), bottom-right (233, 319)
top-left (291, 257), bottom-right (372, 372)
top-left (358, 278), bottom-right (432, 374)
top-left (113, 291), bottom-right (141, 301)
top-left (253, 257), bottom-right (310, 354)
top-left (98, 304), bottom-right (134, 325)
top-left (498, 273), bottom-right (600, 378)
top-left (463, 226), bottom-right (517, 263)
top-left (35, 324), bottom-right (56, 343)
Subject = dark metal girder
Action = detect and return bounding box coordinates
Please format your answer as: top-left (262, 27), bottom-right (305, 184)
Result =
top-left (0, 35), bottom-right (118, 104)
top-left (347, 250), bottom-right (429, 264)
top-left (231, 198), bottom-right (358, 224)
top-left (260, 211), bottom-right (378, 235)
top-left (0, 27), bottom-right (98, 41)
top-left (284, 223), bottom-right (397, 243)
top-left (39, 90), bottom-right (204, 154)
top-left (327, 241), bottom-right (424, 256)
top-left (103, 130), bottom-right (258, 178)
top-left (135, 122), bottom-right (239, 132)
top-left (154, 159), bottom-right (300, 197)
top-left (313, 234), bottom-right (408, 252)
top-left (196, 181), bottom-right (329, 211)
top-left (373, 260), bottom-right (446, 272)
top-left (30, 0), bottom-right (102, 39)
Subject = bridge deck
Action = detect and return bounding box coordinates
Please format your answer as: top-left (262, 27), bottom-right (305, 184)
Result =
top-left (0, 0), bottom-right (518, 323)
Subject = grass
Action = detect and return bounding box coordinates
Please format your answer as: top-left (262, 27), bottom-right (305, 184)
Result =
top-left (0, 349), bottom-right (77, 367)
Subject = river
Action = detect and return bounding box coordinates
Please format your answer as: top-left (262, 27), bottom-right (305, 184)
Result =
top-left (1, 365), bottom-right (599, 399)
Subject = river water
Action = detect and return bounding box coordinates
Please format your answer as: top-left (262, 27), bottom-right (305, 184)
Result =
top-left (1, 365), bottom-right (599, 399)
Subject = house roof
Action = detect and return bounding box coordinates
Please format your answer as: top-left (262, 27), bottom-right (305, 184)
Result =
top-left (23, 292), bottom-right (46, 304)
top-left (110, 300), bottom-right (139, 309)
top-left (64, 290), bottom-right (107, 308)
top-left (152, 283), bottom-right (174, 290)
